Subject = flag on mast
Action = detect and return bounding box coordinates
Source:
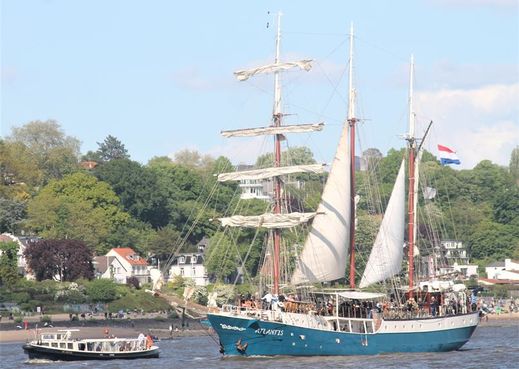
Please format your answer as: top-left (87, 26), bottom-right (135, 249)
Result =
top-left (437, 144), bottom-right (461, 165)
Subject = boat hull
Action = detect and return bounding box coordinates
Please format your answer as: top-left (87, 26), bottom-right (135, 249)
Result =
top-left (207, 312), bottom-right (479, 356)
top-left (22, 344), bottom-right (160, 361)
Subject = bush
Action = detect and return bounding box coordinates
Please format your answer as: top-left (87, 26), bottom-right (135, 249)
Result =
top-left (85, 279), bottom-right (118, 302)
top-left (40, 315), bottom-right (52, 323)
top-left (12, 292), bottom-right (31, 304)
top-left (191, 286), bottom-right (208, 306)
top-left (126, 276), bottom-right (140, 289)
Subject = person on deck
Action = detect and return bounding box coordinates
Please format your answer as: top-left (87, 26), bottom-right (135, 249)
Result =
top-left (430, 296), bottom-right (439, 317)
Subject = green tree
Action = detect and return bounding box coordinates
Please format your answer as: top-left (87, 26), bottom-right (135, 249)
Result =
top-left (493, 186), bottom-right (519, 225)
top-left (96, 135), bottom-right (129, 162)
top-left (255, 146), bottom-right (316, 168)
top-left (0, 139), bottom-right (42, 200)
top-left (0, 241), bottom-right (20, 286)
top-left (6, 120), bottom-right (80, 184)
top-left (147, 225), bottom-right (182, 257)
top-left (509, 146), bottom-right (519, 183)
top-left (95, 159), bottom-right (168, 228)
top-left (85, 279), bottom-right (118, 302)
top-left (27, 172), bottom-right (129, 253)
top-left (467, 220), bottom-right (517, 260)
top-left (0, 198), bottom-right (26, 233)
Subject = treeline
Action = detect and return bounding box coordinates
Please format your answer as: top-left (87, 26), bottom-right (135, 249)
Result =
top-left (1, 120), bottom-right (519, 284)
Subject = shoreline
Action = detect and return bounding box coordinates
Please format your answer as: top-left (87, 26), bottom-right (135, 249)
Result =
top-left (0, 316), bottom-right (208, 343)
top-left (1, 313), bottom-right (517, 344)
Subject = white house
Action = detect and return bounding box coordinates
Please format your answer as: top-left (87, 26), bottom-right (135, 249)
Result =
top-left (168, 253), bottom-right (208, 286)
top-left (486, 259), bottom-right (519, 281)
top-left (96, 248), bottom-right (150, 284)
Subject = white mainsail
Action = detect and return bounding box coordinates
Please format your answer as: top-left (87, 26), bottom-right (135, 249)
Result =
top-left (221, 123), bottom-right (324, 138)
top-left (217, 164), bottom-right (325, 182)
top-left (291, 122), bottom-right (351, 284)
top-left (219, 212), bottom-right (317, 229)
top-left (359, 158), bottom-right (406, 288)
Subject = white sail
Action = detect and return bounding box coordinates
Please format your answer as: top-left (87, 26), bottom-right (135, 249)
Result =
top-left (291, 122), bottom-right (351, 284)
top-left (234, 60), bottom-right (313, 81)
top-left (218, 164), bottom-right (325, 182)
top-left (221, 123), bottom-right (324, 138)
top-left (219, 212), bottom-right (317, 229)
top-left (359, 159), bottom-right (406, 288)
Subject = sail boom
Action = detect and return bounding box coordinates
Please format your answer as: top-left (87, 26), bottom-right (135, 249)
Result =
top-left (219, 212), bottom-right (317, 229)
top-left (218, 164), bottom-right (325, 182)
top-left (234, 60), bottom-right (313, 81)
top-left (221, 123), bottom-right (324, 138)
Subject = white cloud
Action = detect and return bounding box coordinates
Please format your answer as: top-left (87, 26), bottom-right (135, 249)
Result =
top-left (416, 83), bottom-right (519, 168)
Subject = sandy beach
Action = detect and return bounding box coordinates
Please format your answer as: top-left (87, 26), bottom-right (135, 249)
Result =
top-left (0, 313), bottom-right (208, 343)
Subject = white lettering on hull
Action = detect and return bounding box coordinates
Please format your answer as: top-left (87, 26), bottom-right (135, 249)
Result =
top-left (255, 328), bottom-right (284, 336)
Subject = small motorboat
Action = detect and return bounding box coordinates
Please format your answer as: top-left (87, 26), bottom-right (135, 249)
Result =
top-left (23, 329), bottom-right (160, 360)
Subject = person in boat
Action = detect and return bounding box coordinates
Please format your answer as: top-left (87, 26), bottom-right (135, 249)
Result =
top-left (430, 296), bottom-right (439, 317)
top-left (145, 334), bottom-right (154, 349)
top-left (137, 333), bottom-right (146, 349)
top-left (261, 292), bottom-right (273, 310)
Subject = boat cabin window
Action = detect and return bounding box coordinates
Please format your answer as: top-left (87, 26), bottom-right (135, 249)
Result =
top-left (78, 343), bottom-right (85, 351)
top-left (56, 334), bottom-right (62, 339)
top-left (51, 342), bottom-right (58, 348)
top-left (67, 343), bottom-right (73, 349)
top-left (59, 343), bottom-right (66, 348)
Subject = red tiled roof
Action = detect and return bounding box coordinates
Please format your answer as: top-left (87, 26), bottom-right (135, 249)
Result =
top-left (111, 247), bottom-right (148, 266)
top-left (80, 161), bottom-right (98, 169)
top-left (0, 234), bottom-right (14, 242)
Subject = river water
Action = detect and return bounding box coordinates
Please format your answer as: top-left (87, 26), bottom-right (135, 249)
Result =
top-left (1, 324), bottom-right (518, 369)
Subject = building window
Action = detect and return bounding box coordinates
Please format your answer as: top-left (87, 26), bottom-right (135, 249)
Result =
top-left (180, 268), bottom-right (184, 276)
top-left (192, 267), bottom-right (196, 276)
top-left (179, 256), bottom-right (185, 264)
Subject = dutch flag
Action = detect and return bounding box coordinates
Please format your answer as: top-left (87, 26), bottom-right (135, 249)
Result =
top-left (437, 144), bottom-right (461, 165)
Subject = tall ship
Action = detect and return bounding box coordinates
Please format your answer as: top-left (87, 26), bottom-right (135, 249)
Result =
top-left (206, 14), bottom-right (480, 356)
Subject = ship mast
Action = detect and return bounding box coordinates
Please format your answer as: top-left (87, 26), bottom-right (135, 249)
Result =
top-left (406, 55), bottom-right (416, 298)
top-left (348, 23), bottom-right (357, 289)
top-left (272, 12), bottom-right (283, 296)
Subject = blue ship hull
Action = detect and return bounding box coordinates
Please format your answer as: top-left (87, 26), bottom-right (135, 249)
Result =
top-left (207, 312), bottom-right (479, 356)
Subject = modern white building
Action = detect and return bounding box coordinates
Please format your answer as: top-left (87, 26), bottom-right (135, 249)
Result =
top-left (486, 259), bottom-right (519, 281)
top-left (96, 247), bottom-right (150, 285)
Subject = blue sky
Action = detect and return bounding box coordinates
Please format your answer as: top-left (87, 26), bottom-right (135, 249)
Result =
top-left (1, 0), bottom-right (518, 169)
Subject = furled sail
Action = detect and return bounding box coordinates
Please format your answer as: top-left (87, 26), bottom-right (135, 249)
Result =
top-left (219, 212), bottom-right (317, 229)
top-left (359, 159), bottom-right (406, 288)
top-left (221, 123), bottom-right (324, 138)
top-left (413, 148), bottom-right (423, 257)
top-left (217, 164), bottom-right (325, 182)
top-left (291, 122), bottom-right (351, 284)
top-left (234, 60), bottom-right (313, 81)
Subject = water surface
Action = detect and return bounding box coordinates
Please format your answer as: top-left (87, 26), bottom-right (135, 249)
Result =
top-left (1, 324), bottom-right (517, 368)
